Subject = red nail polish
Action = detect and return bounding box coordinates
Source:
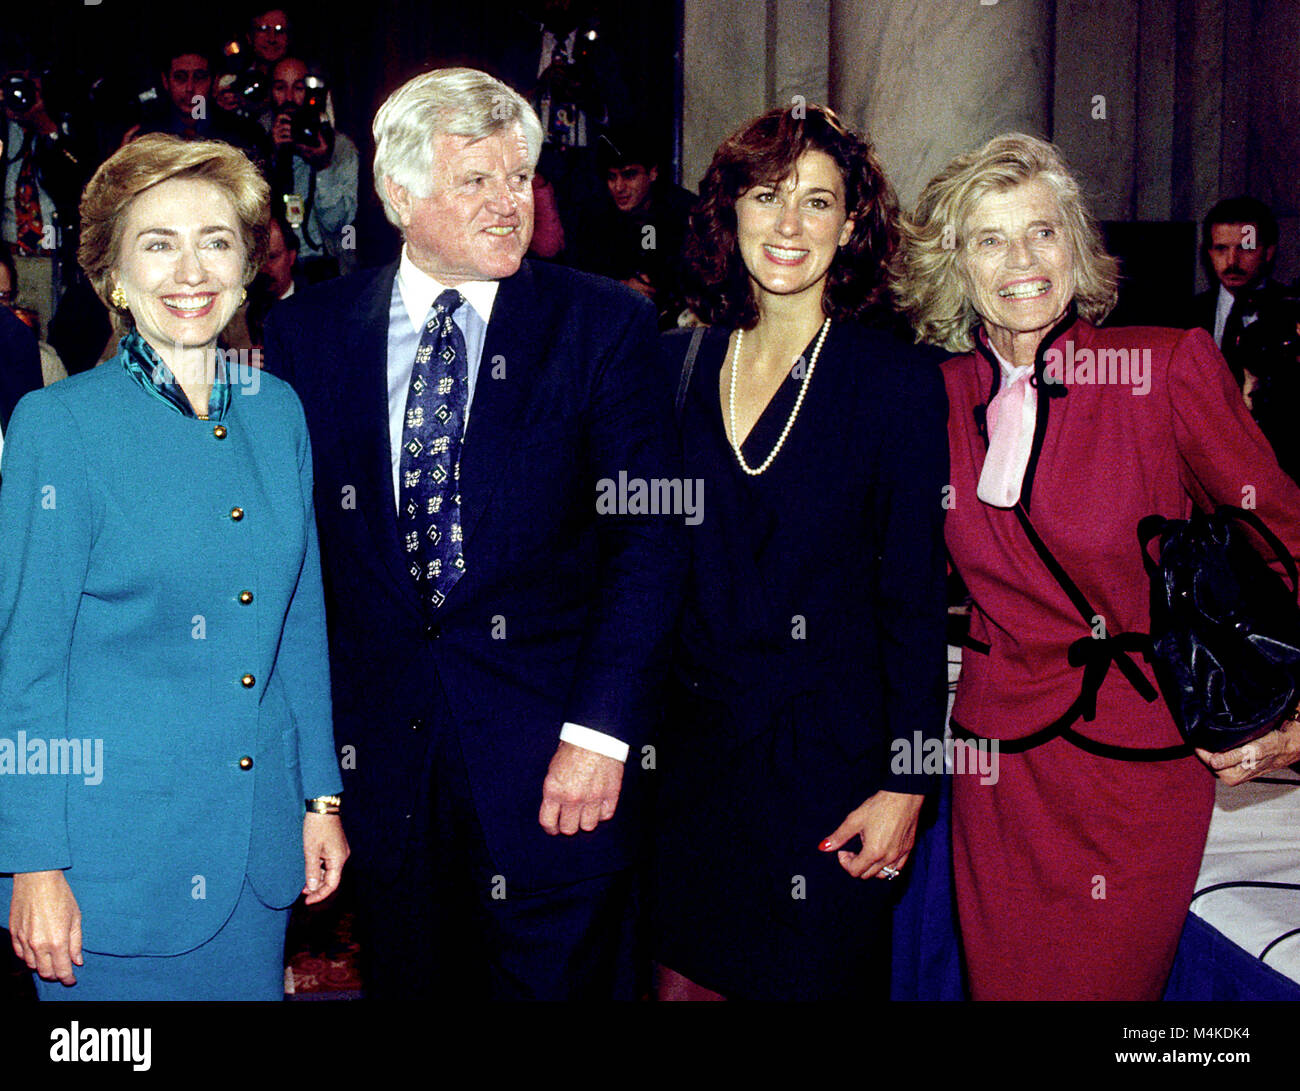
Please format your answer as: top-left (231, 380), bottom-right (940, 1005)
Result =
top-left (818, 838), bottom-right (833, 851)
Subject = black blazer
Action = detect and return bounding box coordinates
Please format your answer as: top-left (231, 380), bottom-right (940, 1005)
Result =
top-left (663, 323), bottom-right (951, 794)
top-left (1187, 279), bottom-right (1288, 338)
top-left (649, 322), bottom-right (951, 997)
top-left (264, 260), bottom-right (686, 888)
top-left (0, 306), bottom-right (44, 432)
top-left (1188, 288), bottom-right (1217, 337)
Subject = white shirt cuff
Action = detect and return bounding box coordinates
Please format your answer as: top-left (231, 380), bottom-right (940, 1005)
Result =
top-left (559, 722), bottom-right (629, 763)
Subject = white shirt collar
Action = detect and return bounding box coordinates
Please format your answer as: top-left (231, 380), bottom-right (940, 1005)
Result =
top-left (1216, 282), bottom-right (1235, 314)
top-left (396, 246), bottom-right (500, 335)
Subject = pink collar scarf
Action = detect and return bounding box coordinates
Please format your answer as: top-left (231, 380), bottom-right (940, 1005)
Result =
top-left (976, 338), bottom-right (1036, 508)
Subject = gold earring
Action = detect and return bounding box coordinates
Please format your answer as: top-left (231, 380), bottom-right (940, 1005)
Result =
top-left (110, 285), bottom-right (128, 310)
top-left (240, 287), bottom-right (248, 304)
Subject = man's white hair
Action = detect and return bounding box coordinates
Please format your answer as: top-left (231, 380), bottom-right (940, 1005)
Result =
top-left (372, 67), bottom-right (543, 227)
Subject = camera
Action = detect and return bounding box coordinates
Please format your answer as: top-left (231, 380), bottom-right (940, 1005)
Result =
top-left (230, 69), bottom-right (268, 114)
top-left (87, 72), bottom-right (165, 134)
top-left (286, 74), bottom-right (329, 147)
top-left (1, 73), bottom-right (40, 114)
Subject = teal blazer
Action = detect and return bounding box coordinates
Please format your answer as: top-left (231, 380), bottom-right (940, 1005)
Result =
top-left (0, 355), bottom-right (342, 955)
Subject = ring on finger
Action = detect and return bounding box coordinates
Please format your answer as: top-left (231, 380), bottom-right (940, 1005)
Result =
top-left (879, 865), bottom-right (901, 880)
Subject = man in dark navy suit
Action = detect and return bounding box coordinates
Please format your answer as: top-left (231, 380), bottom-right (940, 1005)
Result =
top-left (264, 68), bottom-right (684, 999)
top-left (0, 302), bottom-right (43, 434)
top-left (1188, 196), bottom-right (1284, 386)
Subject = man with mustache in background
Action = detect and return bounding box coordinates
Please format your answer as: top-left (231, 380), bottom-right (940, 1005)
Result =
top-left (1190, 195), bottom-right (1286, 391)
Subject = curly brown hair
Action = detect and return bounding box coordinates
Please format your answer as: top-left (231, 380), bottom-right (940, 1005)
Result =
top-left (682, 104), bottom-right (899, 329)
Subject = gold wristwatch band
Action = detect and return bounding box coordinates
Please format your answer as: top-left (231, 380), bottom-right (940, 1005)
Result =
top-left (305, 795), bottom-right (342, 815)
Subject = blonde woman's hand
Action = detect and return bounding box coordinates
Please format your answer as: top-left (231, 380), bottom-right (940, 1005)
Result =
top-left (1196, 718), bottom-right (1300, 785)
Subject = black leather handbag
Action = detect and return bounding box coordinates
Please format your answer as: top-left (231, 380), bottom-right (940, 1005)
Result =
top-left (1138, 506), bottom-right (1300, 752)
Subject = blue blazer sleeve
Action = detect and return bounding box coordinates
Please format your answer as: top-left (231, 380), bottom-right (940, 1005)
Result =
top-left (278, 395), bottom-right (342, 799)
top-left (0, 392), bottom-right (96, 871)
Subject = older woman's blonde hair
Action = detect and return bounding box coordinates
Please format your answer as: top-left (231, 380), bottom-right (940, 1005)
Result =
top-left (892, 133), bottom-right (1119, 352)
top-left (79, 133), bottom-right (270, 327)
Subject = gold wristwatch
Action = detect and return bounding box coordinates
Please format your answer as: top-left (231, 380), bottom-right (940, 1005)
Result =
top-left (305, 795), bottom-right (342, 815)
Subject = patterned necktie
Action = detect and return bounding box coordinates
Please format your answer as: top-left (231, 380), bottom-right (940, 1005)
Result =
top-left (14, 138), bottom-right (44, 256)
top-left (398, 289), bottom-right (469, 609)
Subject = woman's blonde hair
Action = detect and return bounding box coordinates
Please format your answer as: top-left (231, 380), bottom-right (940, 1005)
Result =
top-left (892, 133), bottom-right (1119, 352)
top-left (79, 133), bottom-right (270, 327)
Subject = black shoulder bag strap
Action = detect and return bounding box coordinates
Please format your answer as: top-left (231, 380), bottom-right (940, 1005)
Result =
top-left (951, 502), bottom-right (1188, 759)
top-left (675, 325), bottom-right (706, 422)
top-left (1219, 505), bottom-right (1300, 593)
top-left (997, 502), bottom-right (1190, 760)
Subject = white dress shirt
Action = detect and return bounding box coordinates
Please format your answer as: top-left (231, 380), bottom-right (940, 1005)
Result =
top-left (1213, 283), bottom-right (1234, 347)
top-left (387, 247), bottom-right (628, 763)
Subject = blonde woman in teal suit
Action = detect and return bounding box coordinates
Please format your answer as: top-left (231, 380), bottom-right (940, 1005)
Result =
top-left (0, 134), bottom-right (348, 1000)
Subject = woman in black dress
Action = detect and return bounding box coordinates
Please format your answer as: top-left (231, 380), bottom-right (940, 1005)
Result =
top-left (651, 105), bottom-right (950, 1001)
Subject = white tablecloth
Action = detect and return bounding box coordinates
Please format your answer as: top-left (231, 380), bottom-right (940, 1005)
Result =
top-left (1191, 769), bottom-right (1300, 984)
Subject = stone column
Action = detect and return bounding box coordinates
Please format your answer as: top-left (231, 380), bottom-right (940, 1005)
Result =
top-left (681, 0), bottom-right (829, 190)
top-left (829, 0), bottom-right (1053, 210)
top-left (681, 1), bottom-right (770, 190)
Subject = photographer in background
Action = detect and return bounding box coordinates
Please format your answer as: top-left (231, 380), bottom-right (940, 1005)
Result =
top-left (248, 8), bottom-right (293, 77)
top-left (498, 1), bottom-right (630, 264)
top-left (227, 7), bottom-right (295, 130)
top-left (265, 57), bottom-right (357, 282)
top-left (214, 51), bottom-right (270, 127)
top-left (133, 44), bottom-right (270, 172)
top-left (1, 67), bottom-right (91, 331)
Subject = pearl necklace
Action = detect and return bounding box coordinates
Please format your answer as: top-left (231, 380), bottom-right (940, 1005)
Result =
top-left (727, 317), bottom-right (831, 475)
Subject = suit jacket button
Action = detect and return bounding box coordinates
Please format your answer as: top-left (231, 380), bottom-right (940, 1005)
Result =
top-left (410, 718), bottom-right (424, 731)
top-left (230, 507), bottom-right (244, 521)
top-left (239, 756), bottom-right (253, 770)
top-left (239, 590), bottom-right (254, 604)
top-left (241, 673), bottom-right (256, 687)
top-left (425, 624), bottom-right (439, 639)
top-left (213, 425), bottom-right (228, 440)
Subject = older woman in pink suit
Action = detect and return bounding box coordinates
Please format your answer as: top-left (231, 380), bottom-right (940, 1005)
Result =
top-left (894, 133), bottom-right (1300, 1000)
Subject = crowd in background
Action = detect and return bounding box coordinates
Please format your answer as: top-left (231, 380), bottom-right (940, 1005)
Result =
top-left (1, 1), bottom-right (691, 374)
top-left (5, 4), bottom-right (1300, 475)
top-left (2, 4), bottom-right (1300, 1008)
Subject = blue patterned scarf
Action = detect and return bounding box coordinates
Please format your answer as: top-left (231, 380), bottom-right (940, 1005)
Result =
top-left (119, 328), bottom-right (231, 421)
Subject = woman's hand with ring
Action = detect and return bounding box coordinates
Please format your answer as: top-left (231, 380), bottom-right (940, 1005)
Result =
top-left (818, 789), bottom-right (924, 880)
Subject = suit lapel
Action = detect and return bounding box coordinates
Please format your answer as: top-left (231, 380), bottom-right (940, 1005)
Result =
top-left (459, 262), bottom-right (547, 547)
top-left (347, 263), bottom-right (427, 615)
